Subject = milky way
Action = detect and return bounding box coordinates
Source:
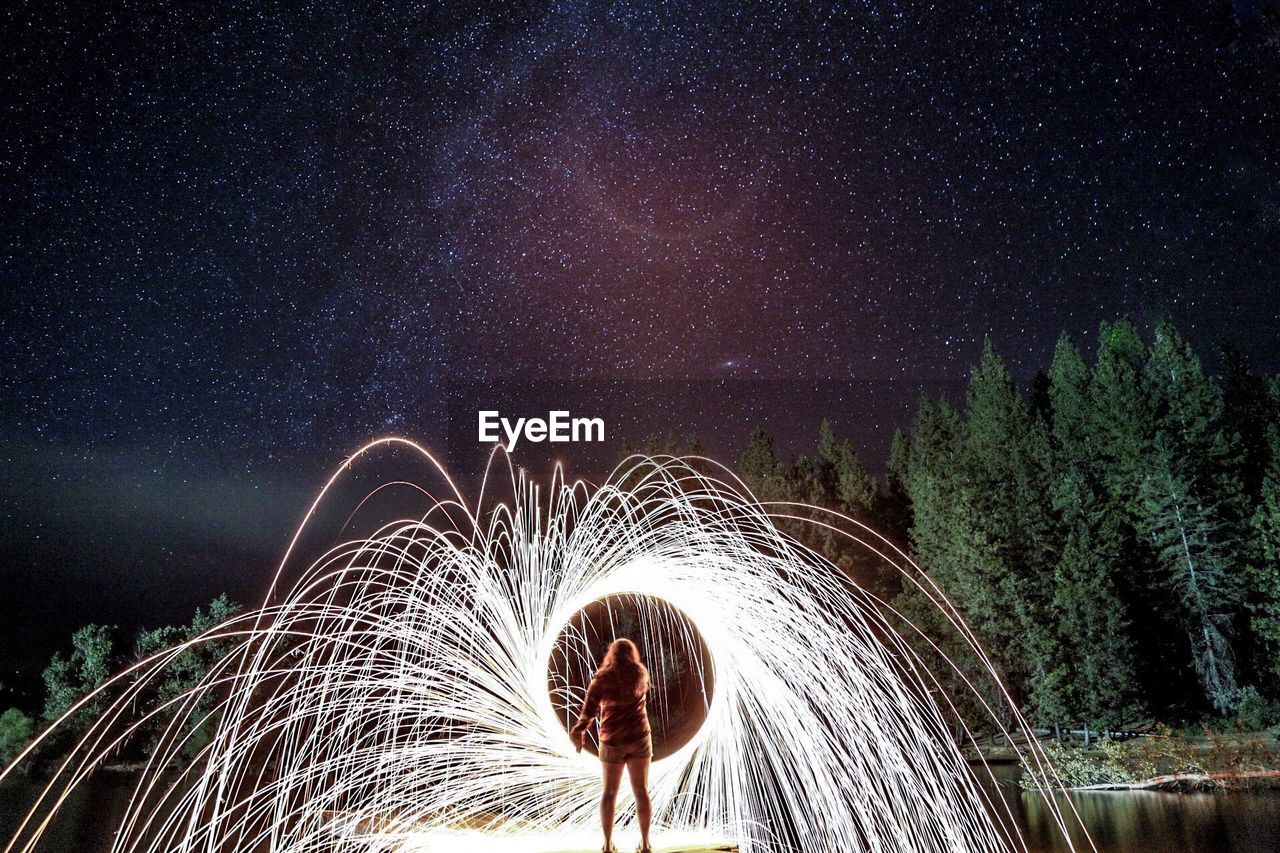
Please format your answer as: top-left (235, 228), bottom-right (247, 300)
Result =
top-left (3, 2), bottom-right (1278, 450)
top-left (1, 2), bottom-right (1278, 663)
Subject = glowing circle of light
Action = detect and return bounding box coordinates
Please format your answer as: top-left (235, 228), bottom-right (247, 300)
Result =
top-left (0, 440), bottom-right (1089, 853)
top-left (547, 592), bottom-right (716, 762)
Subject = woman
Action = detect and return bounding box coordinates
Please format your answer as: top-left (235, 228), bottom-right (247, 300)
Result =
top-left (570, 638), bottom-right (654, 853)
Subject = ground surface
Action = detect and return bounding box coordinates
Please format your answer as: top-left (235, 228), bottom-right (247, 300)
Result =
top-left (551, 847), bottom-right (736, 853)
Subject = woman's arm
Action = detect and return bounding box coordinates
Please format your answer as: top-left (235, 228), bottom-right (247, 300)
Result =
top-left (569, 678), bottom-right (602, 750)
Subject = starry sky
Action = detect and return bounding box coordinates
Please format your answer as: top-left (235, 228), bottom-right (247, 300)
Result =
top-left (1, 1), bottom-right (1279, 672)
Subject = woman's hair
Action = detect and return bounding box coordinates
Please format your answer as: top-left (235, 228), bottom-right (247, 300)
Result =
top-left (594, 638), bottom-right (649, 697)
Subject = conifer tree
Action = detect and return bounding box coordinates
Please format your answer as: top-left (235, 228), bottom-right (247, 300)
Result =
top-left (1086, 319), bottom-right (1190, 707)
top-left (739, 426), bottom-right (787, 502)
top-left (891, 320), bottom-right (1279, 726)
top-left (1246, 379), bottom-right (1280, 694)
top-left (959, 340), bottom-right (1059, 716)
top-left (1044, 334), bottom-right (1142, 726)
top-left (879, 428), bottom-right (914, 546)
top-left (1047, 334), bottom-right (1093, 454)
top-left (42, 624), bottom-right (116, 724)
top-left (1137, 322), bottom-right (1247, 714)
top-left (897, 395), bottom-right (1010, 727)
top-left (1220, 345), bottom-right (1275, 499)
top-left (894, 350), bottom-right (1049, 722)
top-left (886, 428), bottom-right (910, 500)
top-left (816, 418), bottom-right (876, 514)
top-left (1089, 320), bottom-right (1152, 505)
top-left (1051, 470), bottom-right (1141, 726)
top-left (901, 397), bottom-right (963, 595)
top-left (809, 419), bottom-right (892, 594)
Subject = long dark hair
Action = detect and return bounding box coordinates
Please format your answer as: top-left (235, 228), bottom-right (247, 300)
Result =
top-left (594, 638), bottom-right (649, 697)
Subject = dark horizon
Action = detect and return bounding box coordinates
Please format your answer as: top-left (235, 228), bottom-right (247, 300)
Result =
top-left (2, 328), bottom-right (1274, 684)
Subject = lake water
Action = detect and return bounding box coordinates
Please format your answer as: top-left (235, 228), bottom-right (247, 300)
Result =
top-left (3, 763), bottom-right (1279, 851)
top-left (981, 762), bottom-right (1280, 852)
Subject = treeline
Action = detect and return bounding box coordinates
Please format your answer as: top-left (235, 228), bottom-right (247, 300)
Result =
top-left (5, 329), bottom-right (1278, 767)
top-left (720, 320), bottom-right (1280, 732)
top-left (0, 595), bottom-right (240, 769)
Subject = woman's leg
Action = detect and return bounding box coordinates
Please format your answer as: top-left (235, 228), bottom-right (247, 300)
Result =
top-left (600, 760), bottom-right (626, 850)
top-left (625, 755), bottom-right (652, 851)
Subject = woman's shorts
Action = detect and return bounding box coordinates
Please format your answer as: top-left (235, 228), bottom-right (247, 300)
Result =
top-left (598, 732), bottom-right (653, 764)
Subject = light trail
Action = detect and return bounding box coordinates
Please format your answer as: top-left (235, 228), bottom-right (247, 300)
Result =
top-left (1, 442), bottom-right (1087, 852)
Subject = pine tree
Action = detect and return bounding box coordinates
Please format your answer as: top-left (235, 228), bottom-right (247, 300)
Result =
top-left (739, 426), bottom-right (787, 502)
top-left (901, 398), bottom-right (964, 598)
top-left (880, 428), bottom-right (914, 546)
top-left (1090, 320), bottom-right (1152, 504)
top-left (1221, 358), bottom-right (1280, 699)
top-left (1137, 322), bottom-right (1248, 714)
top-left (1247, 383), bottom-right (1280, 694)
top-left (787, 453), bottom-right (819, 505)
top-left (897, 395), bottom-right (1010, 728)
top-left (891, 321), bottom-right (1275, 725)
top-left (959, 340), bottom-right (1059, 716)
top-left (1051, 469), bottom-right (1142, 726)
top-left (1044, 334), bottom-right (1142, 726)
top-left (1220, 344), bottom-right (1275, 499)
top-left (643, 432), bottom-right (679, 456)
top-left (886, 428), bottom-right (910, 501)
top-left (1086, 319), bottom-right (1192, 709)
top-left (1047, 334), bottom-right (1093, 454)
top-left (684, 433), bottom-right (713, 476)
top-left (43, 624), bottom-right (116, 723)
top-left (816, 418), bottom-right (875, 515)
top-left (808, 419), bottom-right (893, 595)
top-left (1138, 451), bottom-right (1240, 713)
top-left (813, 419), bottom-right (841, 507)
top-left (893, 343), bottom-right (1060, 723)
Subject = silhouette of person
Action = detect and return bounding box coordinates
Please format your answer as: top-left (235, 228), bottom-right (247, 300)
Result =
top-left (571, 638), bottom-right (654, 853)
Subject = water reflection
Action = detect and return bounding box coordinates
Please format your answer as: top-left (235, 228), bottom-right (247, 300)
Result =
top-left (3, 763), bottom-right (1279, 851)
top-left (986, 762), bottom-right (1280, 852)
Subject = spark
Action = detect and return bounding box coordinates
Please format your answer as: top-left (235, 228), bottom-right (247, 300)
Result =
top-left (2, 440), bottom-right (1087, 852)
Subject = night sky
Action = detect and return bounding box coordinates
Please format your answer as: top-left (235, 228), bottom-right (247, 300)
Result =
top-left (1, 2), bottom-right (1279, 675)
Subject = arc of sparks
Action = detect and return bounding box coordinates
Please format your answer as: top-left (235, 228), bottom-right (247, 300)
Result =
top-left (1, 444), bottom-right (1088, 853)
